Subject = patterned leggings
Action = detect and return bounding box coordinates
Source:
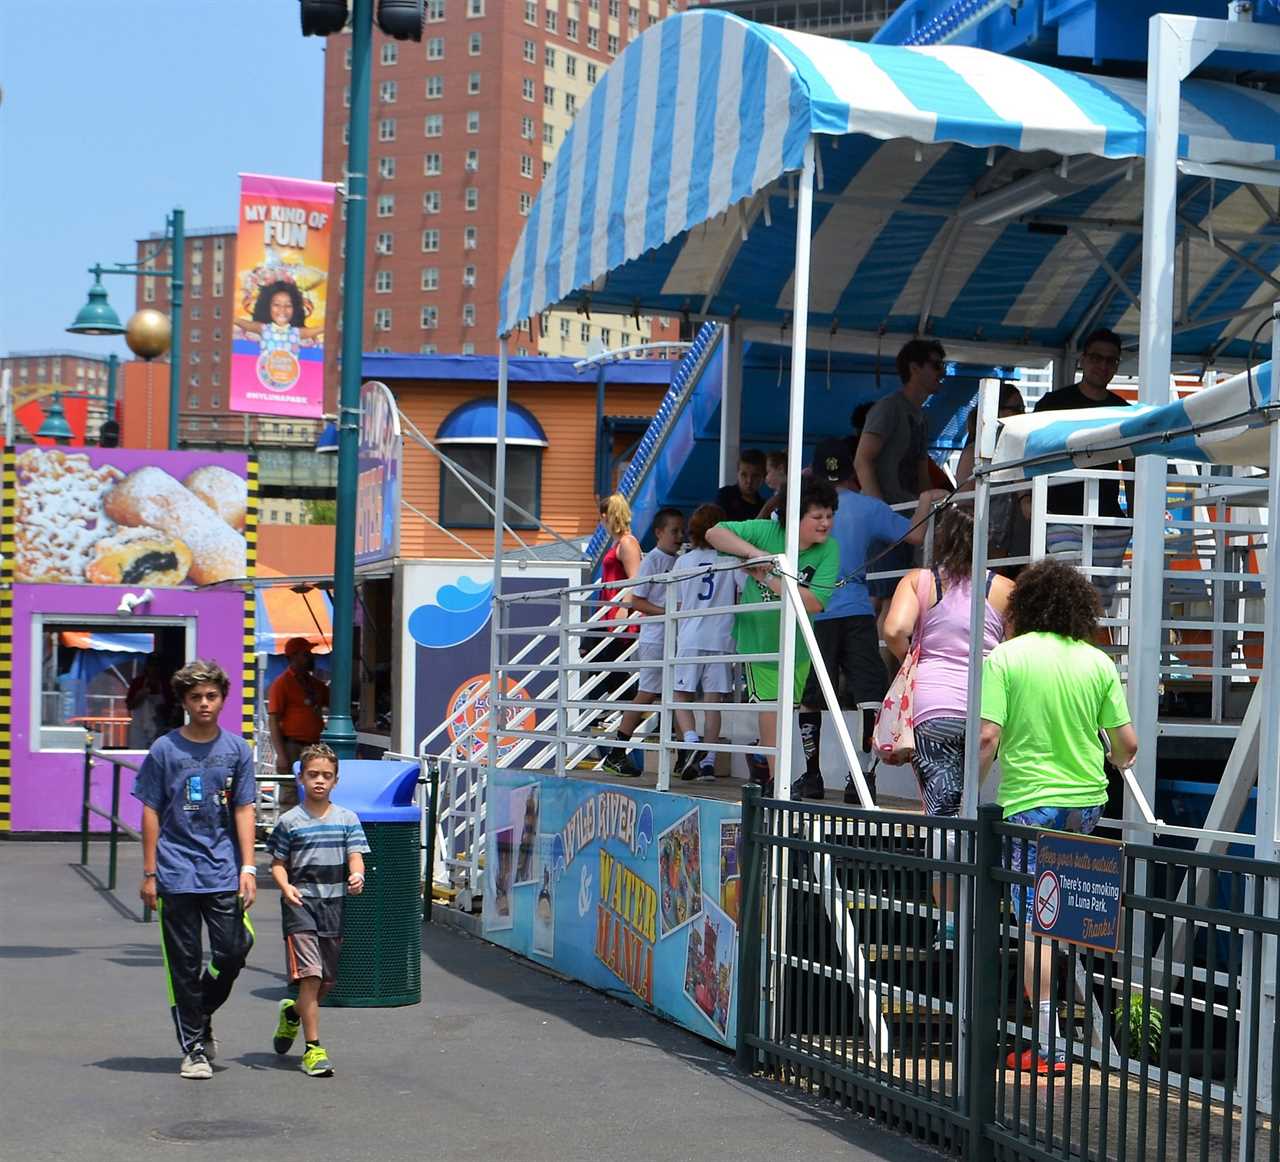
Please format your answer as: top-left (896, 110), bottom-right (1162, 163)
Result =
top-left (911, 716), bottom-right (966, 817)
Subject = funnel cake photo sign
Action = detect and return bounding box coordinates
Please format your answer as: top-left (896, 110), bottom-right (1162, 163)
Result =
top-left (8, 446), bottom-right (253, 587)
top-left (230, 173), bottom-right (336, 419)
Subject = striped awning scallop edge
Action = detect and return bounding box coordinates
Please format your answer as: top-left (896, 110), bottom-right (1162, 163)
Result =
top-left (500, 10), bottom-right (1280, 362)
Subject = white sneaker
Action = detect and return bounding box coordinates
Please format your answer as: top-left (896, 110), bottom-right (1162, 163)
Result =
top-left (180, 1048), bottom-right (213, 1079)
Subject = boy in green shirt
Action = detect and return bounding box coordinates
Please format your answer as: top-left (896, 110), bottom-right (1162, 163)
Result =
top-left (706, 478), bottom-right (840, 792)
top-left (979, 559), bottom-right (1137, 1077)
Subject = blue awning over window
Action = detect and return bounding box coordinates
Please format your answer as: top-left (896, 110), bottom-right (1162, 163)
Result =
top-left (436, 399), bottom-right (549, 446)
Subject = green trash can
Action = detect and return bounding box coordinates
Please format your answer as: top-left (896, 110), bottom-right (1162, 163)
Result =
top-left (319, 760), bottom-right (422, 1007)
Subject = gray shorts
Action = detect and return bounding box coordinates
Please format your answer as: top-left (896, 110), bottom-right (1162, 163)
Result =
top-left (285, 930), bottom-right (342, 984)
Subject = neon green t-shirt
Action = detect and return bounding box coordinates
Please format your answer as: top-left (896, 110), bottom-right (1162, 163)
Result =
top-left (721, 519), bottom-right (839, 671)
top-left (980, 632), bottom-right (1131, 819)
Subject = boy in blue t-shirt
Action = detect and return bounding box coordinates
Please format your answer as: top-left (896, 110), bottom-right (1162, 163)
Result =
top-left (268, 743), bottom-right (369, 1078)
top-left (133, 659), bottom-right (256, 1080)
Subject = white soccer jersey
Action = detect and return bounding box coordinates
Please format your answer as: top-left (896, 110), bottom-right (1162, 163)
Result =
top-left (673, 549), bottom-right (741, 654)
top-left (630, 547), bottom-right (677, 647)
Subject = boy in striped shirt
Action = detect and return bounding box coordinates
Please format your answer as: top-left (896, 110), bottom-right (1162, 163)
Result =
top-left (268, 743), bottom-right (370, 1077)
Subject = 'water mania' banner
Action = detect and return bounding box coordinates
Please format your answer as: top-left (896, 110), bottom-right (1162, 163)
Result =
top-left (484, 770), bottom-right (743, 1047)
top-left (230, 173), bottom-right (336, 418)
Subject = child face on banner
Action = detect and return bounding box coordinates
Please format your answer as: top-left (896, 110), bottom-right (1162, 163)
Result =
top-left (270, 290), bottom-right (294, 326)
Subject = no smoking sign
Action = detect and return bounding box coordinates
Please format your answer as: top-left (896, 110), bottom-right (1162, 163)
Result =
top-left (1034, 869), bottom-right (1061, 929)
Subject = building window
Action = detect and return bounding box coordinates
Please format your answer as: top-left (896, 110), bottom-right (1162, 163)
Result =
top-left (343, 85), bottom-right (351, 108)
top-left (420, 344), bottom-right (438, 355)
top-left (422, 267), bottom-right (439, 291)
top-left (468, 71), bottom-right (481, 95)
top-left (463, 264), bottom-right (477, 286)
top-left (189, 351), bottom-right (201, 365)
top-left (520, 154), bottom-right (534, 179)
top-left (565, 92), bottom-right (576, 115)
top-left (468, 0), bottom-right (484, 13)
top-left (422, 229), bottom-right (440, 251)
top-left (465, 187), bottom-right (479, 211)
top-left (375, 270), bottom-right (393, 293)
top-left (559, 317), bottom-right (571, 338)
top-left (629, 5), bottom-right (638, 26)
top-left (425, 113), bottom-right (443, 136)
top-left (464, 226), bottom-right (478, 249)
top-left (465, 149), bottom-right (479, 171)
top-left (427, 36), bottom-right (444, 59)
top-left (543, 122), bottom-right (555, 145)
top-left (580, 322), bottom-right (590, 342)
top-left (374, 308), bottom-right (392, 331)
top-left (545, 7), bottom-right (557, 32)
top-left (565, 53), bottom-right (577, 77)
top-left (587, 26), bottom-right (598, 48)
top-left (378, 155), bottom-right (397, 179)
top-left (376, 232), bottom-right (394, 254)
top-left (466, 110), bottom-right (480, 133)
top-left (426, 74), bottom-right (443, 98)
top-left (438, 414), bottom-right (543, 527)
top-left (469, 32), bottom-right (482, 53)
top-left (545, 45), bottom-right (556, 68)
top-left (544, 84), bottom-right (555, 107)
top-left (342, 124), bottom-right (349, 145)
top-left (523, 37), bottom-right (536, 62)
top-left (522, 77), bottom-right (535, 101)
top-left (462, 304), bottom-right (476, 326)
top-left (462, 342), bottom-right (476, 356)
top-left (423, 190), bottom-right (441, 213)
top-left (344, 45), bottom-right (352, 69)
top-left (378, 118), bottom-right (396, 141)
top-left (608, 0), bottom-right (619, 16)
top-left (424, 152), bottom-right (442, 175)
top-left (379, 79), bottom-right (398, 102)
top-left (607, 33), bottom-right (618, 55)
top-left (421, 306), bottom-right (438, 329)
top-left (426, 0), bottom-right (445, 19)
top-left (521, 116), bottom-right (536, 140)
top-left (189, 329), bottom-right (201, 343)
top-left (524, 0), bottom-right (537, 23)
top-left (518, 192), bottom-right (532, 216)
top-left (567, 17), bottom-right (578, 38)
top-left (210, 394), bottom-right (221, 409)
top-left (542, 160), bottom-right (551, 179)
top-left (601, 327), bottom-right (612, 346)
top-left (376, 194), bottom-right (395, 217)
top-left (381, 41), bottom-right (399, 65)
top-left (188, 392), bottom-right (200, 408)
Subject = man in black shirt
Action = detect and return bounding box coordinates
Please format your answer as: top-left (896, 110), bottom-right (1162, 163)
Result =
top-left (1032, 328), bottom-right (1132, 611)
top-left (715, 448), bottom-right (767, 522)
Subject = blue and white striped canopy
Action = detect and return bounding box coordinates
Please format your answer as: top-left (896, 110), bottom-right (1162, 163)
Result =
top-left (500, 10), bottom-right (1280, 366)
top-left (992, 361), bottom-right (1275, 477)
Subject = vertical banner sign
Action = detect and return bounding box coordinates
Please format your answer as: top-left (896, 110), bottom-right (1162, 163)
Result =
top-left (355, 381), bottom-right (402, 565)
top-left (230, 173), bottom-right (336, 418)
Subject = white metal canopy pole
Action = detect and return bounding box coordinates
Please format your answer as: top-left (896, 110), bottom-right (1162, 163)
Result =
top-left (487, 337), bottom-right (511, 783)
top-left (720, 323), bottom-right (743, 487)
top-left (775, 137), bottom-right (817, 802)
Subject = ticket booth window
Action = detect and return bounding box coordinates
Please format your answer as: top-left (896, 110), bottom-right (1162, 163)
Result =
top-left (36, 620), bottom-right (192, 751)
top-left (436, 399), bottom-right (547, 530)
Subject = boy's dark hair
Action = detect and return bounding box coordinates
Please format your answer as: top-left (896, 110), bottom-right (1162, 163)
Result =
top-left (1008, 558), bottom-right (1101, 641)
top-left (850, 402), bottom-right (874, 433)
top-left (1081, 327), bottom-right (1122, 354)
top-left (776, 477), bottom-right (839, 527)
top-left (653, 506), bottom-right (684, 534)
top-left (896, 338), bottom-right (946, 385)
top-left (171, 659), bottom-right (230, 699)
top-left (252, 280), bottom-right (308, 327)
top-left (299, 742), bottom-right (339, 775)
top-left (738, 448), bottom-right (766, 472)
top-left (687, 503), bottom-right (726, 548)
top-left (765, 450), bottom-right (787, 470)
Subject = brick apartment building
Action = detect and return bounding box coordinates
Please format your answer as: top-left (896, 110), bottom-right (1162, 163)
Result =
top-left (0, 350), bottom-right (112, 438)
top-left (319, 0), bottom-right (686, 383)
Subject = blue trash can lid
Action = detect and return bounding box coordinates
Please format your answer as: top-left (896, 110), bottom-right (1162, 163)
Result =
top-left (322, 760), bottom-right (420, 823)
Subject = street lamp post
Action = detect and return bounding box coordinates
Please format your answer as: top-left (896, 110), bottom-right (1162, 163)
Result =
top-left (67, 208), bottom-right (185, 450)
top-left (319, 0), bottom-right (372, 759)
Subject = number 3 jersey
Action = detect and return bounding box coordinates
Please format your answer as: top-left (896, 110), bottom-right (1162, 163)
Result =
top-left (672, 549), bottom-right (742, 654)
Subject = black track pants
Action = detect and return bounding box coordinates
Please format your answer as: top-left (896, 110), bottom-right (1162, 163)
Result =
top-left (158, 892), bottom-right (254, 1053)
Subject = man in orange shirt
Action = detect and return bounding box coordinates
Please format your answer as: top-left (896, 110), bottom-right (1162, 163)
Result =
top-left (268, 638), bottom-right (329, 807)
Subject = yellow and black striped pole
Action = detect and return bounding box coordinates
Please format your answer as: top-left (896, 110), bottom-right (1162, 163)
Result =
top-left (242, 459), bottom-right (260, 743)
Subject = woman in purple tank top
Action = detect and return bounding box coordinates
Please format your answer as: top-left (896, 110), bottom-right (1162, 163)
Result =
top-left (883, 508), bottom-right (1013, 819)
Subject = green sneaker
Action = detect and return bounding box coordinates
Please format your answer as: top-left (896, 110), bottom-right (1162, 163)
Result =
top-left (273, 998), bottom-right (301, 1055)
top-left (300, 1044), bottom-right (333, 1077)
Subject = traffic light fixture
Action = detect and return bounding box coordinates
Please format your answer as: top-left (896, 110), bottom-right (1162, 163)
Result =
top-left (299, 0), bottom-right (424, 41)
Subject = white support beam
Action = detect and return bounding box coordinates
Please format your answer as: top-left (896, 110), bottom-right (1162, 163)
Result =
top-left (720, 323), bottom-right (743, 487)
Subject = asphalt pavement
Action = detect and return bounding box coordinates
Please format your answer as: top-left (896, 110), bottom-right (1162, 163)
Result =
top-left (1, 840), bottom-right (939, 1162)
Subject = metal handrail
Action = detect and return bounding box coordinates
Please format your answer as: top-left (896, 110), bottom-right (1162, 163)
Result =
top-left (79, 738), bottom-right (151, 922)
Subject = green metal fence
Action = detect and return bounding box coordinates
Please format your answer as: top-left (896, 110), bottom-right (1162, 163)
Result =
top-left (736, 789), bottom-right (1279, 1162)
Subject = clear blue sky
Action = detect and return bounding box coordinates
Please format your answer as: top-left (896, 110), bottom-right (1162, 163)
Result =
top-left (0, 1), bottom-right (325, 359)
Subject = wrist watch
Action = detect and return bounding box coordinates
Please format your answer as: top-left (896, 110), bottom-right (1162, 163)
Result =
top-left (240, 864), bottom-right (258, 876)
top-left (143, 871), bottom-right (157, 878)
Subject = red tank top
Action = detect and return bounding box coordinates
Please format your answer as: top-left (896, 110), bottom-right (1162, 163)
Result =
top-left (601, 541), bottom-right (636, 632)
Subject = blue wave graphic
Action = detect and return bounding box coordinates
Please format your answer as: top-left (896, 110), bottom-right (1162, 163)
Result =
top-left (407, 577), bottom-right (494, 649)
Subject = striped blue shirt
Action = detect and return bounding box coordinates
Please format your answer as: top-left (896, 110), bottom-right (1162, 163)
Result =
top-left (269, 804), bottom-right (370, 935)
